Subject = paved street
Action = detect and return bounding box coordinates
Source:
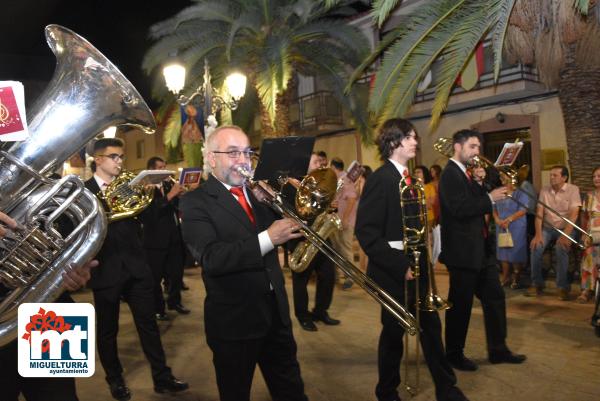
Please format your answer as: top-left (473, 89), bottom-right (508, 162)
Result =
top-left (72, 266), bottom-right (600, 401)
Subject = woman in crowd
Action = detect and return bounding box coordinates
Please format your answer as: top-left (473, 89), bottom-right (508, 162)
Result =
top-left (414, 165), bottom-right (438, 229)
top-left (493, 174), bottom-right (528, 288)
top-left (356, 165), bottom-right (372, 273)
top-left (577, 166), bottom-right (600, 303)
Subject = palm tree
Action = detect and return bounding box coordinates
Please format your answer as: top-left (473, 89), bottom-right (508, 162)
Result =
top-left (351, 0), bottom-right (599, 190)
top-left (143, 0), bottom-right (371, 141)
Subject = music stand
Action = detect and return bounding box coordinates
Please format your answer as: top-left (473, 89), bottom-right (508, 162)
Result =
top-left (252, 136), bottom-right (315, 187)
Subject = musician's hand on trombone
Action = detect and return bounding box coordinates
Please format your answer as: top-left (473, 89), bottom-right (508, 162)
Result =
top-left (267, 218), bottom-right (303, 246)
top-left (405, 268), bottom-right (416, 281)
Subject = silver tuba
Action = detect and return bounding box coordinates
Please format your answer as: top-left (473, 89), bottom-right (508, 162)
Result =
top-left (0, 25), bottom-right (156, 346)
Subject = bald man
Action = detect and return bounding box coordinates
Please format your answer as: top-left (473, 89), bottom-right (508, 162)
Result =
top-left (180, 126), bottom-right (308, 401)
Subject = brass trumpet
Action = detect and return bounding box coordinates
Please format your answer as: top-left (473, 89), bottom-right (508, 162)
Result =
top-left (399, 173), bottom-right (451, 395)
top-left (434, 137), bottom-right (592, 250)
top-left (237, 166), bottom-right (419, 335)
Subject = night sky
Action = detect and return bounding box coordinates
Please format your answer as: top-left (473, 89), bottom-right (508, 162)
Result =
top-left (0, 0), bottom-right (192, 107)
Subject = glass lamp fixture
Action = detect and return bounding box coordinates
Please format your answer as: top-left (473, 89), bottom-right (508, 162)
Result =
top-left (162, 58), bottom-right (246, 116)
top-left (163, 63), bottom-right (186, 94)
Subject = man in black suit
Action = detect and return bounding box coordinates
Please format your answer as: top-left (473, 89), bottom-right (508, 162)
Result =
top-left (180, 125), bottom-right (308, 401)
top-left (143, 156), bottom-right (188, 319)
top-left (439, 129), bottom-right (526, 372)
top-left (85, 138), bottom-right (188, 401)
top-left (355, 118), bottom-right (467, 401)
top-left (288, 152), bottom-right (340, 331)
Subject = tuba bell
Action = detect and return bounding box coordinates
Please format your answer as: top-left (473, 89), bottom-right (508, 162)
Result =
top-left (0, 25), bottom-right (156, 346)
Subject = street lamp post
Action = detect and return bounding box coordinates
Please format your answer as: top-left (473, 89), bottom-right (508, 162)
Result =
top-left (162, 58), bottom-right (246, 123)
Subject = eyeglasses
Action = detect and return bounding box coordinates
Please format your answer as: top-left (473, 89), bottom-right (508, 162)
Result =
top-left (98, 153), bottom-right (126, 161)
top-left (211, 150), bottom-right (255, 159)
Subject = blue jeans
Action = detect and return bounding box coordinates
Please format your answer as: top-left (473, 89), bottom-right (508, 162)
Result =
top-left (530, 228), bottom-right (570, 290)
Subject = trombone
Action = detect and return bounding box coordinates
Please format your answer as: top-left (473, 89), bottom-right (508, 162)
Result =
top-left (399, 173), bottom-right (451, 395)
top-left (433, 138), bottom-right (592, 250)
top-left (236, 166), bottom-right (419, 335)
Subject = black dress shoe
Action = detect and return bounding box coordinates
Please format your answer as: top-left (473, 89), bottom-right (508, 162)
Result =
top-left (168, 304), bottom-right (191, 314)
top-left (437, 385), bottom-right (470, 401)
top-left (446, 353), bottom-right (478, 371)
top-left (311, 311), bottom-right (340, 325)
top-left (298, 319), bottom-right (318, 331)
top-left (109, 381), bottom-right (131, 401)
top-left (154, 375), bottom-right (189, 394)
top-left (155, 312), bottom-right (169, 321)
top-left (489, 350), bottom-right (527, 364)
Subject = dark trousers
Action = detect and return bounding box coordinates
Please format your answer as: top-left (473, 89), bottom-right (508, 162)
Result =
top-left (92, 271), bottom-right (172, 384)
top-left (0, 341), bottom-right (78, 401)
top-left (445, 260), bottom-right (508, 357)
top-left (375, 288), bottom-right (456, 401)
top-left (145, 241), bottom-right (184, 313)
top-left (291, 250), bottom-right (335, 320)
top-left (206, 295), bottom-right (308, 401)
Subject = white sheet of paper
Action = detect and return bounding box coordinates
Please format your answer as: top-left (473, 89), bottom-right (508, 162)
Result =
top-left (129, 170), bottom-right (176, 186)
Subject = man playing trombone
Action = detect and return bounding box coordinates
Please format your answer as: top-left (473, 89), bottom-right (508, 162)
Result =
top-left (439, 129), bottom-right (526, 372)
top-left (355, 119), bottom-right (468, 401)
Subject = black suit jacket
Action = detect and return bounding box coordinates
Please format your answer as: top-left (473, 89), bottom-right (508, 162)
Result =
top-left (180, 175), bottom-right (291, 341)
top-left (141, 185), bottom-right (182, 249)
top-left (355, 160), bottom-right (419, 304)
top-left (438, 160), bottom-right (493, 270)
top-left (84, 178), bottom-right (150, 289)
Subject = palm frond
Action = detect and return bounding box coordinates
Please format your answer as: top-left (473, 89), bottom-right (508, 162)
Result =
top-left (163, 106), bottom-right (182, 148)
top-left (149, 2), bottom-right (235, 39)
top-left (346, 23), bottom-right (407, 90)
top-left (254, 35), bottom-right (293, 124)
top-left (429, 2), bottom-right (502, 129)
top-left (369, 0), bottom-right (468, 114)
top-left (491, 0), bottom-right (517, 82)
top-left (293, 19), bottom-right (369, 58)
top-left (371, 0), bottom-right (402, 27)
top-left (142, 28), bottom-right (227, 73)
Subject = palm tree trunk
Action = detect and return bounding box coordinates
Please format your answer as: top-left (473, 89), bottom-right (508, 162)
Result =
top-left (558, 58), bottom-right (600, 192)
top-left (258, 99), bottom-right (276, 138)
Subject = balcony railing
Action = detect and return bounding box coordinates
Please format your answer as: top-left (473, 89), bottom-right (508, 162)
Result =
top-left (289, 90), bottom-right (343, 131)
top-left (413, 63), bottom-right (540, 104)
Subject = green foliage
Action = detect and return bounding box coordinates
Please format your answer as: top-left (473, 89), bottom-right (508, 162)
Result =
top-left (358, 0), bottom-right (591, 131)
top-left (143, 0), bottom-right (370, 137)
top-left (183, 143), bottom-right (203, 169)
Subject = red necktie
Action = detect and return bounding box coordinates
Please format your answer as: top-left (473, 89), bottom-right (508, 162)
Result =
top-left (403, 169), bottom-right (416, 197)
top-left (466, 170), bottom-right (472, 182)
top-left (230, 186), bottom-right (256, 225)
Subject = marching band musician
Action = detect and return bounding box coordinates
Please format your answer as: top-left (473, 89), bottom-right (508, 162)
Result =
top-left (439, 129), bottom-right (526, 372)
top-left (143, 156), bottom-right (189, 320)
top-left (287, 152), bottom-right (340, 331)
top-left (180, 126), bottom-right (308, 401)
top-left (355, 118), bottom-right (468, 401)
top-left (0, 210), bottom-right (99, 401)
top-left (85, 138), bottom-right (188, 401)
